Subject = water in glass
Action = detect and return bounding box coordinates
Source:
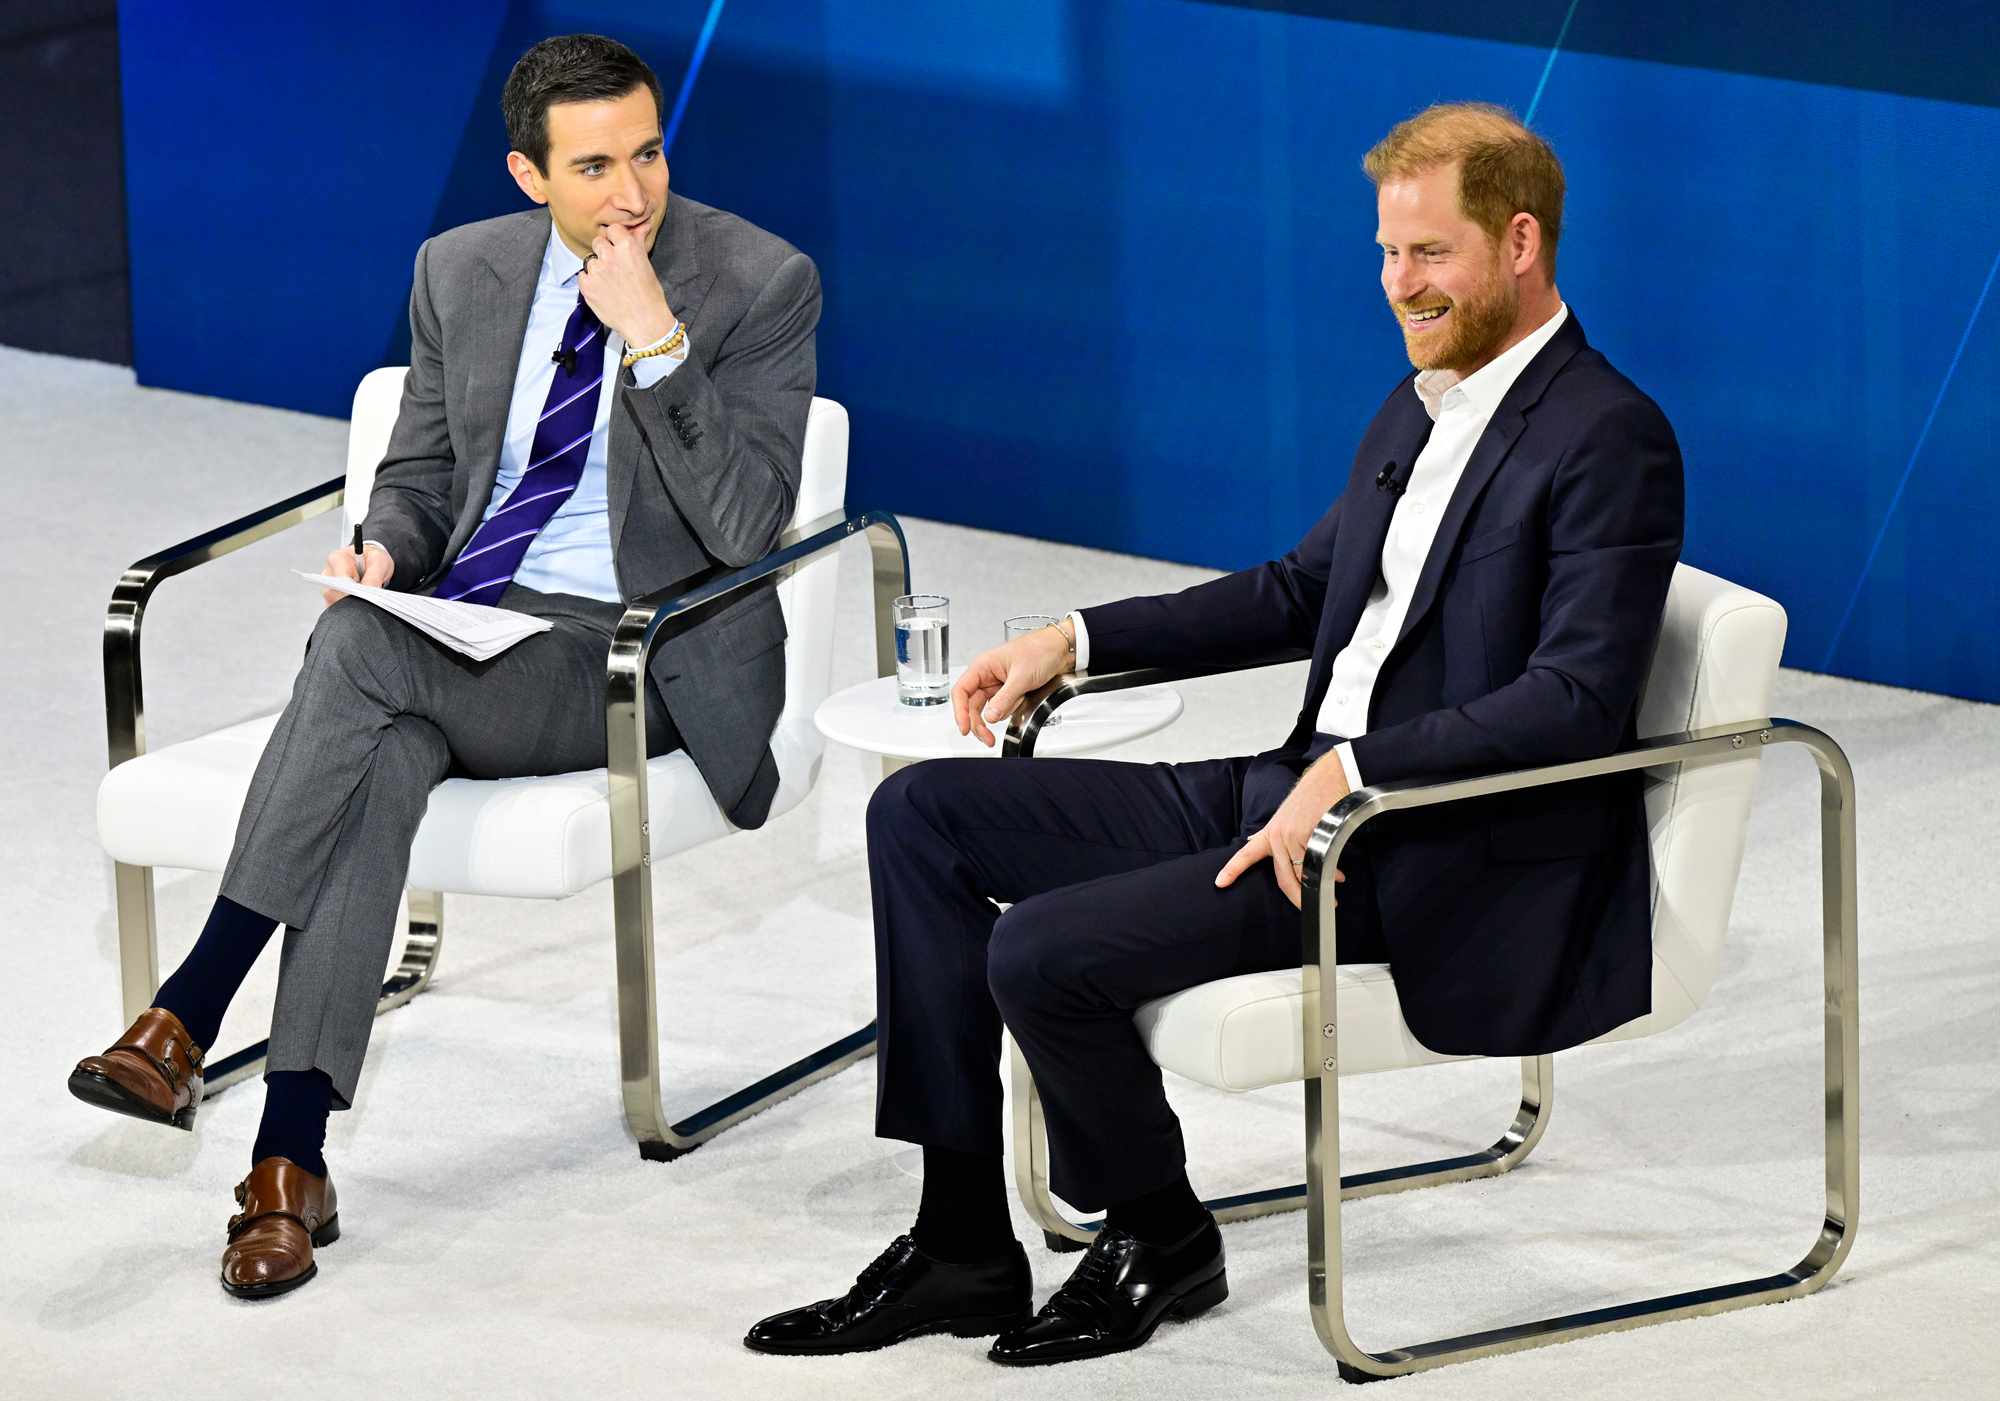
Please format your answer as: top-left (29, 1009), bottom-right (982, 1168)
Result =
top-left (897, 616), bottom-right (951, 706)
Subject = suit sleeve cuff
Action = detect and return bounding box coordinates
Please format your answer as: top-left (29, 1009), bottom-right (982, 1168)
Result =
top-left (356, 520), bottom-right (428, 589)
top-left (1334, 740), bottom-right (1364, 792)
top-left (1069, 610), bottom-right (1091, 672)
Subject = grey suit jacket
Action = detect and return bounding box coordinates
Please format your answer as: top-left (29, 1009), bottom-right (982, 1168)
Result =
top-left (362, 196), bottom-right (821, 828)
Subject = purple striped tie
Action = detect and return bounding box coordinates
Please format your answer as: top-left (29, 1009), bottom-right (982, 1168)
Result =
top-left (436, 293), bottom-right (605, 604)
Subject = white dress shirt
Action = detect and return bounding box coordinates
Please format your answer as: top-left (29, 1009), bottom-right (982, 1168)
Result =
top-left (1073, 302), bottom-right (1568, 792)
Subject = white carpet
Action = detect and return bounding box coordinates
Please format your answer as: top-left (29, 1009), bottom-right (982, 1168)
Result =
top-left (2, 345), bottom-right (1996, 1400)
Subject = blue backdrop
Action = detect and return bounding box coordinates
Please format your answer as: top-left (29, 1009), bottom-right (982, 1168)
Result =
top-left (120, 1), bottom-right (2000, 701)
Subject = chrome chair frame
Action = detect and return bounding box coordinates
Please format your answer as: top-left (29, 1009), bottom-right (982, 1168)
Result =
top-left (1002, 667), bottom-right (1857, 1379)
top-left (104, 474), bottom-right (400, 1093)
top-left (606, 505), bottom-right (910, 1158)
top-left (105, 477), bottom-right (912, 1160)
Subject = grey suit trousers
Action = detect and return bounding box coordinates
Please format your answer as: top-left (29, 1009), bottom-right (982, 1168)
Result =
top-left (219, 585), bottom-right (680, 1107)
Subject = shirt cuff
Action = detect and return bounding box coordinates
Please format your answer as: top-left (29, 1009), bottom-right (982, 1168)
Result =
top-left (1068, 610), bottom-right (1091, 672)
top-left (628, 326), bottom-right (690, 389)
top-left (1333, 740), bottom-right (1364, 793)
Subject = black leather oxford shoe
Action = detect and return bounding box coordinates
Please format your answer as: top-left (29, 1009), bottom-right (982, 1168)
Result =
top-left (744, 1234), bottom-right (1034, 1356)
top-left (987, 1217), bottom-right (1227, 1366)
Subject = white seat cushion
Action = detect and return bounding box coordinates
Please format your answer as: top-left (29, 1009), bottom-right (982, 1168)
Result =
top-left (1138, 965), bottom-right (1466, 1090)
top-left (97, 710), bottom-right (824, 900)
top-left (1136, 938), bottom-right (1707, 1090)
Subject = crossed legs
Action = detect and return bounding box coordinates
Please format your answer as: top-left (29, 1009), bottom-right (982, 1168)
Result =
top-left (72, 585), bottom-right (677, 1297)
top-left (219, 590), bottom-right (676, 1105)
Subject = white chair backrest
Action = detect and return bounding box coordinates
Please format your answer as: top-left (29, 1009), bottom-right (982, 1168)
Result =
top-left (339, 368), bottom-right (849, 745)
top-left (1635, 563), bottom-right (1787, 1017)
top-left (771, 400), bottom-right (849, 736)
top-left (342, 366), bottom-right (409, 516)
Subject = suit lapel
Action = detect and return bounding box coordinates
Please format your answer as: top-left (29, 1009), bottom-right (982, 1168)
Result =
top-left (450, 210), bottom-right (548, 560)
top-left (1391, 314), bottom-right (1588, 648)
top-left (1297, 390), bottom-right (1434, 722)
top-left (608, 196), bottom-right (717, 554)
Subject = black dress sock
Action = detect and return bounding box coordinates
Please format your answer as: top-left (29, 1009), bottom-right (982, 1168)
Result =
top-left (152, 894), bottom-right (280, 1052)
top-left (911, 1147), bottom-right (1015, 1263)
top-left (251, 1069), bottom-right (334, 1179)
top-left (1104, 1170), bottom-right (1209, 1247)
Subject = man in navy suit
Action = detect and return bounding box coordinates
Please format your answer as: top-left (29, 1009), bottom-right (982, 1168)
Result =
top-left (748, 102), bottom-right (1683, 1366)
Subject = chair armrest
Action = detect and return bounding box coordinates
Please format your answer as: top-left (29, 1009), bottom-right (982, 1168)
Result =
top-left (603, 507), bottom-right (910, 699)
top-left (1001, 659), bottom-right (1292, 758)
top-left (1299, 716), bottom-right (1851, 964)
top-left (599, 507), bottom-right (910, 942)
top-left (105, 474), bottom-right (346, 767)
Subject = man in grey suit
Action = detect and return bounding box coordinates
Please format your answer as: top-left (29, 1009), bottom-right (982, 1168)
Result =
top-left (67, 33), bottom-right (819, 1299)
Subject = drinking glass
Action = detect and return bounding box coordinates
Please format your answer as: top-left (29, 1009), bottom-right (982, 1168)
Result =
top-left (1004, 614), bottom-right (1066, 725)
top-left (894, 594), bottom-right (951, 706)
top-left (1003, 614), bottom-right (1060, 642)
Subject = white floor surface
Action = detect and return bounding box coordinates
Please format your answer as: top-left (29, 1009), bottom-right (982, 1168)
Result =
top-left (2, 346), bottom-right (1997, 1400)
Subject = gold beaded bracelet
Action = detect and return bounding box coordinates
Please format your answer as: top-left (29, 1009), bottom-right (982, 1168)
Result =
top-left (622, 323), bottom-right (687, 369)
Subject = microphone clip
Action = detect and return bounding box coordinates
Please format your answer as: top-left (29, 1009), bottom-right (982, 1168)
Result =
top-left (551, 344), bottom-right (578, 376)
top-left (1374, 460), bottom-right (1408, 496)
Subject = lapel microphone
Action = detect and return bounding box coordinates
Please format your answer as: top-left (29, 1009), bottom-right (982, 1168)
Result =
top-left (1374, 459), bottom-right (1412, 496)
top-left (551, 343), bottom-right (578, 375)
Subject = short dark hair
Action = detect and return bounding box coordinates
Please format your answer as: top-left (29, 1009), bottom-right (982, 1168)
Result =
top-left (503, 34), bottom-right (663, 174)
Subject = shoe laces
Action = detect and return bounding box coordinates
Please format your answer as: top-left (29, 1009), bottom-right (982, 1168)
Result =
top-left (1047, 1229), bottom-right (1135, 1326)
top-left (852, 1234), bottom-right (914, 1297)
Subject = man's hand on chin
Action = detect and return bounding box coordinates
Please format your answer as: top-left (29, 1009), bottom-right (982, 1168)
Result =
top-left (579, 220), bottom-right (676, 348)
top-left (1213, 753), bottom-right (1351, 910)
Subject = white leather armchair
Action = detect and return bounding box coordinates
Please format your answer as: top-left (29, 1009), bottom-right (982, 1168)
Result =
top-left (97, 369), bottom-right (910, 1159)
top-left (1002, 565), bottom-right (1859, 1379)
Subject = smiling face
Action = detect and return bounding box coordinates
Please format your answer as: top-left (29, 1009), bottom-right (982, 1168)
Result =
top-left (507, 85), bottom-right (669, 260)
top-left (1376, 163), bottom-right (1524, 375)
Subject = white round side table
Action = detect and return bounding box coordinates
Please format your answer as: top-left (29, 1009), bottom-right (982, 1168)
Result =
top-left (814, 670), bottom-right (1182, 762)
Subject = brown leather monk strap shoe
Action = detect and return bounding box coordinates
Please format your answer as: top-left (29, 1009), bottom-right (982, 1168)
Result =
top-left (220, 1156), bottom-right (340, 1300)
top-left (68, 1007), bottom-right (205, 1130)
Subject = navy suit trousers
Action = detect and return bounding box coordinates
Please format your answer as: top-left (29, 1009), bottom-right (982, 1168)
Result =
top-left (867, 745), bottom-right (1386, 1210)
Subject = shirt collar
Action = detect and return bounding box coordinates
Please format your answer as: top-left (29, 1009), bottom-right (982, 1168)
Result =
top-left (1413, 302), bottom-right (1569, 421)
top-left (541, 224), bottom-right (586, 290)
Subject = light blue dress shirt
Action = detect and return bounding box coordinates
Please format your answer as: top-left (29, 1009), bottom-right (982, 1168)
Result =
top-left (473, 227), bottom-right (686, 602)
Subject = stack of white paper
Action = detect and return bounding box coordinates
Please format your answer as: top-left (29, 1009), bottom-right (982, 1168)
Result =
top-left (298, 572), bottom-right (554, 661)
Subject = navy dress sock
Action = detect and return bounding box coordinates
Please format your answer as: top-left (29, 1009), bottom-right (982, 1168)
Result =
top-left (912, 1147), bottom-right (1015, 1262)
top-left (252, 1069), bottom-right (334, 1178)
top-left (152, 894), bottom-right (279, 1051)
top-left (1104, 1170), bottom-right (1209, 1247)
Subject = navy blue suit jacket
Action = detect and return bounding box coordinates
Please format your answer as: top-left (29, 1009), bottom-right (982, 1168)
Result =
top-left (1085, 313), bottom-right (1684, 1055)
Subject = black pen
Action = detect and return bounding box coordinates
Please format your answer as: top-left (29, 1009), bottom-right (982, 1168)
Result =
top-left (352, 524), bottom-right (365, 582)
